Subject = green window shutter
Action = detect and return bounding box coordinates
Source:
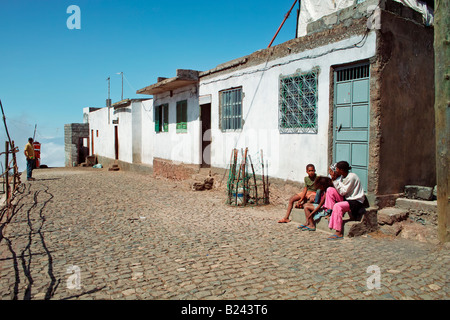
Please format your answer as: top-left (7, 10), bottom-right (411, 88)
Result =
top-left (176, 100), bottom-right (187, 132)
top-left (176, 102), bottom-right (181, 130)
top-left (155, 106), bottom-right (160, 132)
top-left (183, 101), bottom-right (187, 125)
top-left (163, 104), bottom-right (169, 132)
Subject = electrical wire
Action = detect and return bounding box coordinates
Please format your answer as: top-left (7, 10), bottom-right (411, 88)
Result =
top-left (199, 30), bottom-right (372, 86)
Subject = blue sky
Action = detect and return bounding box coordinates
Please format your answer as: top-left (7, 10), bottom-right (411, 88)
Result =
top-left (0, 0), bottom-right (299, 171)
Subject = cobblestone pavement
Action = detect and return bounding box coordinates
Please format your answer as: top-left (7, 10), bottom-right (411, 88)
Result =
top-left (0, 167), bottom-right (448, 302)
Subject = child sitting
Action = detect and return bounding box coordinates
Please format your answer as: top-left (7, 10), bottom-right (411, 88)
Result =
top-left (278, 164), bottom-right (317, 223)
top-left (298, 176), bottom-right (334, 231)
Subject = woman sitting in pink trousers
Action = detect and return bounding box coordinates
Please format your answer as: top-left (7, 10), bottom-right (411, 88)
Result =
top-left (324, 161), bottom-right (365, 240)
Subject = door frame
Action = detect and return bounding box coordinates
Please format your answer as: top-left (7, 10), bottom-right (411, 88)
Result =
top-left (200, 103), bottom-right (211, 168)
top-left (114, 125), bottom-right (119, 160)
top-left (331, 61), bottom-right (371, 191)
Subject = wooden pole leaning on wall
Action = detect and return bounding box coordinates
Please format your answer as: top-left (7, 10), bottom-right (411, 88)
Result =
top-left (12, 141), bottom-right (16, 193)
top-left (243, 147), bottom-right (248, 205)
top-left (261, 149), bottom-right (266, 204)
top-left (11, 141), bottom-right (18, 193)
top-left (5, 141), bottom-right (10, 217)
top-left (248, 154), bottom-right (258, 206)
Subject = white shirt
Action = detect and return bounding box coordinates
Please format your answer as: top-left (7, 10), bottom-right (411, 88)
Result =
top-left (333, 172), bottom-right (365, 203)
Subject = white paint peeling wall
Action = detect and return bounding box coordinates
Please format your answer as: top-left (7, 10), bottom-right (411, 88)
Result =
top-left (199, 31), bottom-right (377, 182)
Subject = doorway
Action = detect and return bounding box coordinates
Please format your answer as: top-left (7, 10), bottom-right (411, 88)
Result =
top-left (114, 126), bottom-right (119, 160)
top-left (200, 103), bottom-right (211, 168)
top-left (91, 129), bottom-right (94, 155)
top-left (333, 63), bottom-right (370, 191)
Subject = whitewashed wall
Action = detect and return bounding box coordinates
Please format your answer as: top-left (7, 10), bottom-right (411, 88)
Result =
top-left (199, 32), bottom-right (377, 182)
top-left (151, 84), bottom-right (201, 165)
top-left (89, 107), bottom-right (115, 160)
top-left (89, 33), bottom-right (377, 182)
top-left (89, 99), bottom-right (154, 165)
top-left (140, 99), bottom-right (154, 165)
top-left (114, 105), bottom-right (133, 163)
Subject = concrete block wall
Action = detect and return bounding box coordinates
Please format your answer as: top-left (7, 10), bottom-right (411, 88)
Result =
top-left (64, 123), bottom-right (89, 167)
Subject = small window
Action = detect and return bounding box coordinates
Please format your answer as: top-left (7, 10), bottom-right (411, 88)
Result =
top-left (176, 100), bottom-right (188, 133)
top-left (279, 70), bottom-right (318, 134)
top-left (155, 104), bottom-right (169, 132)
top-left (220, 87), bottom-right (242, 131)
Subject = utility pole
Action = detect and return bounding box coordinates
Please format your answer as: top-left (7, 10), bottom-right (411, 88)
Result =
top-left (107, 76), bottom-right (111, 101)
top-left (434, 0), bottom-right (449, 243)
top-left (106, 76), bottom-right (111, 124)
top-left (117, 72), bottom-right (123, 101)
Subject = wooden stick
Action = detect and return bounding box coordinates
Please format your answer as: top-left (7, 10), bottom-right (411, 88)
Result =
top-left (11, 141), bottom-right (16, 193)
top-left (261, 149), bottom-right (266, 204)
top-left (248, 154), bottom-right (258, 205)
top-left (235, 149), bottom-right (243, 206)
top-left (265, 159), bottom-right (269, 204)
top-left (5, 141), bottom-right (10, 217)
top-left (243, 147), bottom-right (248, 205)
top-left (227, 149), bottom-right (234, 203)
top-left (232, 149), bottom-right (238, 204)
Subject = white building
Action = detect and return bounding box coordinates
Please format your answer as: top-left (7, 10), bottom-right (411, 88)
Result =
top-left (86, 0), bottom-right (435, 207)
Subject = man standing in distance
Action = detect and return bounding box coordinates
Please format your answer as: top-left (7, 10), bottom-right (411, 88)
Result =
top-left (24, 137), bottom-right (36, 181)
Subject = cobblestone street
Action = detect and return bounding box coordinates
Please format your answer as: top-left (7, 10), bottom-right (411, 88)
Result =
top-left (0, 167), bottom-right (448, 303)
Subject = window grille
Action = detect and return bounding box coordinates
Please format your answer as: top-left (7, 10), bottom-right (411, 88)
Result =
top-left (220, 88), bottom-right (242, 131)
top-left (336, 64), bottom-right (369, 82)
top-left (279, 70), bottom-right (318, 134)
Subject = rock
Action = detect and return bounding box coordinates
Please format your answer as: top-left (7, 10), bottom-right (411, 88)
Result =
top-left (379, 223), bottom-right (403, 236)
top-left (404, 185), bottom-right (433, 201)
top-left (399, 220), bottom-right (438, 243)
top-left (428, 284), bottom-right (441, 291)
top-left (203, 177), bottom-right (214, 190)
top-left (122, 289), bottom-right (136, 296)
top-left (192, 182), bottom-right (205, 191)
top-left (192, 177), bottom-right (214, 191)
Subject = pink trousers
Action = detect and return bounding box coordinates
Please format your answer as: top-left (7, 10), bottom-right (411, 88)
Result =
top-left (324, 187), bottom-right (350, 232)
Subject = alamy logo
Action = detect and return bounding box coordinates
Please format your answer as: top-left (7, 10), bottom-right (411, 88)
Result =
top-left (66, 265), bottom-right (81, 290)
top-left (67, 5), bottom-right (81, 30)
top-left (366, 265), bottom-right (381, 290)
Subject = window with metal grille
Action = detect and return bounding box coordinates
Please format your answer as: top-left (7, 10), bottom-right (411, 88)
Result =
top-left (220, 87), bottom-right (242, 131)
top-left (176, 100), bottom-right (188, 133)
top-left (336, 64), bottom-right (369, 82)
top-left (155, 104), bottom-right (168, 132)
top-left (279, 70), bottom-right (318, 134)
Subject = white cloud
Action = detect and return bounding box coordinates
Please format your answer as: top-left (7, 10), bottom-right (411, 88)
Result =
top-left (39, 141), bottom-right (65, 168)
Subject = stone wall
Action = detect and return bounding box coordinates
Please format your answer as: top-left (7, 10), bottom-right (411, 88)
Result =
top-left (64, 123), bottom-right (89, 167)
top-left (153, 158), bottom-right (200, 181)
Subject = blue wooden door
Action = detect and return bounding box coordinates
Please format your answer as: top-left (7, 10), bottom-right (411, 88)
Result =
top-left (333, 64), bottom-right (370, 191)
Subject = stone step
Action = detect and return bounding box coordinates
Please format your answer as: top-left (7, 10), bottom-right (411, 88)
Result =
top-left (395, 198), bottom-right (437, 214)
top-left (377, 207), bottom-right (409, 225)
top-left (290, 207), bottom-right (378, 237)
